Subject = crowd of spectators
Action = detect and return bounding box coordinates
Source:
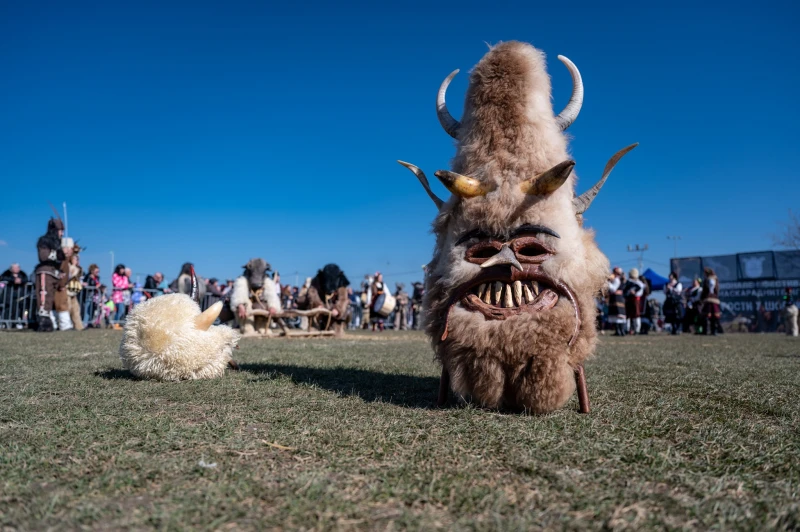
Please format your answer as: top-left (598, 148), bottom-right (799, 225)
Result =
top-left (0, 262), bottom-right (426, 332)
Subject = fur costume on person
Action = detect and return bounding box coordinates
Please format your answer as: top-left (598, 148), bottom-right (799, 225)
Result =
top-left (297, 264), bottom-right (351, 336)
top-left (119, 269), bottom-right (240, 381)
top-left (398, 41), bottom-right (637, 414)
top-left (34, 217), bottom-right (66, 332)
top-left (230, 258), bottom-right (281, 336)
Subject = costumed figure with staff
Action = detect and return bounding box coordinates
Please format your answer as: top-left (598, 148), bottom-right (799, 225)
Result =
top-left (33, 211), bottom-right (66, 332)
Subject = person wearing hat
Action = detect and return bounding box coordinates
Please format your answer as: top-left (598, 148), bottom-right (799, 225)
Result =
top-left (623, 268), bottom-right (645, 335)
top-left (33, 217), bottom-right (66, 331)
top-left (394, 282), bottom-right (410, 331)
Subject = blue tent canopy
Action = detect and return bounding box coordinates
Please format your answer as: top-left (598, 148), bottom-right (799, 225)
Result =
top-left (642, 268), bottom-right (669, 291)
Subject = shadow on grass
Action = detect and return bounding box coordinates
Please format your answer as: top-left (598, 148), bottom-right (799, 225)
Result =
top-left (95, 368), bottom-right (139, 380)
top-left (240, 363), bottom-right (439, 409)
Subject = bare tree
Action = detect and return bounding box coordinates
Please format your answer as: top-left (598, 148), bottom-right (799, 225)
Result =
top-left (773, 209), bottom-right (800, 249)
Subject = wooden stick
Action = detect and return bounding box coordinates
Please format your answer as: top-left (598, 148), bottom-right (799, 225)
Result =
top-left (575, 365), bottom-right (590, 414)
top-left (437, 367), bottom-right (450, 407)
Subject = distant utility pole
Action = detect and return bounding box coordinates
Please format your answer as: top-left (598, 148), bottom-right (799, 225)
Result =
top-left (627, 244), bottom-right (649, 272)
top-left (666, 235), bottom-right (681, 258)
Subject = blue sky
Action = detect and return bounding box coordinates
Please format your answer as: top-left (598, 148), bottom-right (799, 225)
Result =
top-left (2, 1), bottom-right (798, 288)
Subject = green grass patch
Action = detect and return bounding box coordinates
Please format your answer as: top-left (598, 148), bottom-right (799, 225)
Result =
top-left (1, 330), bottom-right (799, 529)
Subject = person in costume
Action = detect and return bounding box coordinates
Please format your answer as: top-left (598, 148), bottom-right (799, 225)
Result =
top-left (52, 239), bottom-right (75, 331)
top-left (663, 272), bottom-right (684, 335)
top-left (393, 283), bottom-right (410, 331)
top-left (296, 264), bottom-right (352, 336)
top-left (783, 287), bottom-right (798, 337)
top-left (230, 258), bottom-right (280, 336)
top-left (411, 281), bottom-right (424, 330)
top-left (701, 267), bottom-right (721, 336)
top-left (33, 217), bottom-right (65, 332)
top-left (370, 272), bottom-right (386, 332)
top-left (623, 268), bottom-right (645, 335)
top-left (607, 267), bottom-right (627, 336)
top-left (398, 41), bottom-right (637, 413)
top-left (65, 241), bottom-right (84, 331)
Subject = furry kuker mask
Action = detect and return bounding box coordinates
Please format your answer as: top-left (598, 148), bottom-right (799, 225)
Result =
top-left (398, 42), bottom-right (637, 414)
top-left (119, 267), bottom-right (241, 381)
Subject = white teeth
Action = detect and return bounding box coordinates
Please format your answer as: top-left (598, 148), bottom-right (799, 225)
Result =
top-left (482, 284), bottom-right (492, 304)
top-left (531, 281), bottom-right (540, 296)
top-left (503, 284), bottom-right (513, 308)
top-left (513, 280), bottom-right (523, 306)
top-left (523, 283), bottom-right (534, 303)
top-left (493, 282), bottom-right (503, 305)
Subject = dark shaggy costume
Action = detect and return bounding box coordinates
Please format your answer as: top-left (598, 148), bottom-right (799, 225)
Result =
top-left (298, 264), bottom-right (351, 335)
top-left (33, 218), bottom-right (65, 332)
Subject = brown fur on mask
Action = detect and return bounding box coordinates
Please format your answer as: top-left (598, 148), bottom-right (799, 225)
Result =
top-left (399, 41), bottom-right (636, 413)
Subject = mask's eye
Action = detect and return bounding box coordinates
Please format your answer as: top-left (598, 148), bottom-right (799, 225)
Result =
top-left (471, 247), bottom-right (500, 259)
top-left (517, 245), bottom-right (547, 257)
top-left (465, 241), bottom-right (502, 263)
top-left (510, 236), bottom-right (556, 262)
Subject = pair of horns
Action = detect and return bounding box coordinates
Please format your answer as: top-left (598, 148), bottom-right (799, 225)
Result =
top-left (395, 162), bottom-right (496, 206)
top-left (521, 143), bottom-right (638, 214)
top-left (437, 55), bottom-right (583, 139)
top-left (398, 143), bottom-right (637, 213)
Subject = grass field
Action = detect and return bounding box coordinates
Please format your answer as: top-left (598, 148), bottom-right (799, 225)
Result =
top-left (0, 330), bottom-right (798, 530)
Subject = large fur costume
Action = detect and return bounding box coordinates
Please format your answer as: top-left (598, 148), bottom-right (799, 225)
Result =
top-left (296, 264), bottom-right (351, 336)
top-left (119, 295), bottom-right (240, 381)
top-left (230, 258), bottom-right (281, 336)
top-left (399, 42), bottom-right (636, 413)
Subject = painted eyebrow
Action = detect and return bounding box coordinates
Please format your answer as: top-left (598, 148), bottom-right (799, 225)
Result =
top-left (455, 229), bottom-right (490, 246)
top-left (511, 224), bottom-right (560, 239)
top-left (455, 224), bottom-right (560, 246)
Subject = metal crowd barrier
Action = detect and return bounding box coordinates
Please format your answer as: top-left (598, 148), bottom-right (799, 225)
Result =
top-left (0, 283), bottom-right (224, 330)
top-left (0, 282), bottom-right (36, 329)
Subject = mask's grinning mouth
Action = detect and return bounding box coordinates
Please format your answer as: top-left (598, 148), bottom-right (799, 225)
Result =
top-left (440, 264), bottom-right (581, 347)
top-left (467, 280), bottom-right (549, 308)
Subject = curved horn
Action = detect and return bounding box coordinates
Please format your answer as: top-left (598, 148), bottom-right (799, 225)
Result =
top-left (48, 201), bottom-right (62, 221)
top-left (194, 301), bottom-right (222, 331)
top-left (190, 265), bottom-right (199, 303)
top-left (554, 55), bottom-right (584, 131)
top-left (437, 70), bottom-right (462, 139)
top-left (573, 143), bottom-right (638, 214)
top-left (520, 160), bottom-right (576, 195)
top-left (434, 170), bottom-right (496, 198)
top-left (397, 160), bottom-right (444, 209)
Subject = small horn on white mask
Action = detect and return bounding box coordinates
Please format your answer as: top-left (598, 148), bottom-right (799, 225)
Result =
top-left (195, 301), bottom-right (223, 331)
